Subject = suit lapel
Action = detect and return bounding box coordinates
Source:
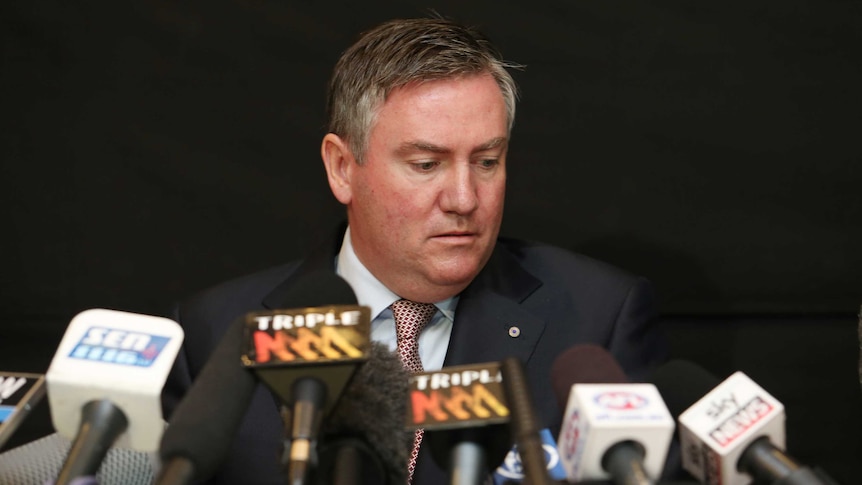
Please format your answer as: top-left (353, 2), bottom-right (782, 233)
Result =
top-left (443, 241), bottom-right (545, 367)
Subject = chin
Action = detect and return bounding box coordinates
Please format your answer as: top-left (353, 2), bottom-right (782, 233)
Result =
top-left (428, 261), bottom-right (483, 288)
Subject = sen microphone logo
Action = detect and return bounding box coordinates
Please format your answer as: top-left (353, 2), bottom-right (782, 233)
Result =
top-left (68, 327), bottom-right (171, 367)
top-left (407, 362), bottom-right (509, 430)
top-left (708, 396), bottom-right (773, 447)
top-left (242, 305), bottom-right (370, 365)
top-left (593, 391), bottom-right (648, 410)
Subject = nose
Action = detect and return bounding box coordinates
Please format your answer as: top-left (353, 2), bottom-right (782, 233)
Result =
top-left (439, 164), bottom-right (479, 215)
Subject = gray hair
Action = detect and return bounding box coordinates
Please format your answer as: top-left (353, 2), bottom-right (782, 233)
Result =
top-left (326, 17), bottom-right (520, 163)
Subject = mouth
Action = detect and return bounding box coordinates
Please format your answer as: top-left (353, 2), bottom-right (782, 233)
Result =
top-left (431, 231), bottom-right (478, 243)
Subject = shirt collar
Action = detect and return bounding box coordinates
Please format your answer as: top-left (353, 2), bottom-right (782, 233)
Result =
top-left (335, 226), bottom-right (457, 321)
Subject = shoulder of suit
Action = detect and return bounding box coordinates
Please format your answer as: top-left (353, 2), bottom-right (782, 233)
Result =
top-left (495, 237), bottom-right (644, 288)
top-left (179, 261), bottom-right (303, 312)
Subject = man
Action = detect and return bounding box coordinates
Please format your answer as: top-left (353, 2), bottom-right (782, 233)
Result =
top-left (163, 17), bottom-right (666, 484)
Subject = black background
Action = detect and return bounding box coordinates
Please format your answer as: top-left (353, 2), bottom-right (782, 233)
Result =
top-left (2, 0), bottom-right (860, 482)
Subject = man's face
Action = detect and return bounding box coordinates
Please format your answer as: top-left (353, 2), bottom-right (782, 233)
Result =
top-left (340, 74), bottom-right (508, 302)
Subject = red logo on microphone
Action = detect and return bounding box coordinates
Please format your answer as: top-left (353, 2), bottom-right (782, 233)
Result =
top-left (708, 396), bottom-right (773, 447)
top-left (593, 391), bottom-right (648, 410)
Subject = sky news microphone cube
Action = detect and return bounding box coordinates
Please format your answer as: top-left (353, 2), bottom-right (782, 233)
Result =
top-left (678, 371), bottom-right (785, 485)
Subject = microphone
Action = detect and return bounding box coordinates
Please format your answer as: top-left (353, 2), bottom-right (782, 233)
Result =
top-left (310, 341), bottom-right (409, 485)
top-left (0, 432), bottom-right (156, 485)
top-left (408, 361), bottom-right (512, 485)
top-left (552, 344), bottom-right (674, 485)
top-left (157, 270), bottom-right (365, 485)
top-left (652, 360), bottom-right (838, 485)
top-left (500, 357), bottom-right (554, 485)
top-left (0, 372), bottom-right (47, 449)
top-left (156, 314), bottom-right (257, 485)
top-left (239, 271), bottom-right (370, 485)
top-left (46, 309), bottom-right (183, 485)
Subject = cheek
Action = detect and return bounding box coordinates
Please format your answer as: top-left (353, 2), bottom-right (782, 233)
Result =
top-left (480, 181), bottom-right (506, 213)
top-left (373, 188), bottom-right (422, 230)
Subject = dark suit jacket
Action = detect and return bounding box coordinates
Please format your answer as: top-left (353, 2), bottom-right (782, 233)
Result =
top-left (162, 228), bottom-right (667, 484)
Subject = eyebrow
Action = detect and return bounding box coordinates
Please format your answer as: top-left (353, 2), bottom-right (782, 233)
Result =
top-left (396, 137), bottom-right (508, 156)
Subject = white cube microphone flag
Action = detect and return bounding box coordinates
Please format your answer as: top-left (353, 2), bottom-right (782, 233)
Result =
top-left (677, 371), bottom-right (785, 485)
top-left (551, 345), bottom-right (675, 485)
top-left (46, 309), bottom-right (183, 452)
top-left (557, 383), bottom-right (675, 483)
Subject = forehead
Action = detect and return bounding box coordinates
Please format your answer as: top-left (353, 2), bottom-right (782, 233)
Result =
top-left (369, 74), bottom-right (508, 142)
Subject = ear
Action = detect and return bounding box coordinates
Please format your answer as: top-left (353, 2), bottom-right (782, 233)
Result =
top-left (321, 133), bottom-right (355, 205)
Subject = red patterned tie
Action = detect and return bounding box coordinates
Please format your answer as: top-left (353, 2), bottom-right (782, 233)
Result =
top-left (391, 299), bottom-right (437, 484)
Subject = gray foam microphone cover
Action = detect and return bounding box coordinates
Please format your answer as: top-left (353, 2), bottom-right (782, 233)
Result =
top-left (0, 432), bottom-right (156, 485)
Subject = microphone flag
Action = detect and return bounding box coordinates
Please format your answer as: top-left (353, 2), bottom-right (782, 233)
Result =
top-left (557, 383), bottom-right (674, 482)
top-left (240, 304), bottom-right (371, 414)
top-left (0, 372), bottom-right (47, 448)
top-left (406, 362), bottom-right (509, 431)
top-left (46, 309), bottom-right (183, 452)
top-left (677, 371), bottom-right (785, 485)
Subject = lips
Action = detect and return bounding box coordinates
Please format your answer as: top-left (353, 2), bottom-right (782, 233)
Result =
top-left (433, 231), bottom-right (477, 238)
top-left (437, 231), bottom-right (474, 236)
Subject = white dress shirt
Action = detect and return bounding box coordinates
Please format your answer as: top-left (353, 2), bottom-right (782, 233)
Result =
top-left (335, 227), bottom-right (455, 371)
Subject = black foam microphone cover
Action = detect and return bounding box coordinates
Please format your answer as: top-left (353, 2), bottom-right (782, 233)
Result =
top-left (158, 314), bottom-right (255, 482)
top-left (312, 342), bottom-right (410, 485)
top-left (649, 360), bottom-right (720, 419)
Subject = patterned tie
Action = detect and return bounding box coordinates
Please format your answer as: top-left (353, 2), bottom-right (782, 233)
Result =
top-left (391, 299), bottom-right (437, 484)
